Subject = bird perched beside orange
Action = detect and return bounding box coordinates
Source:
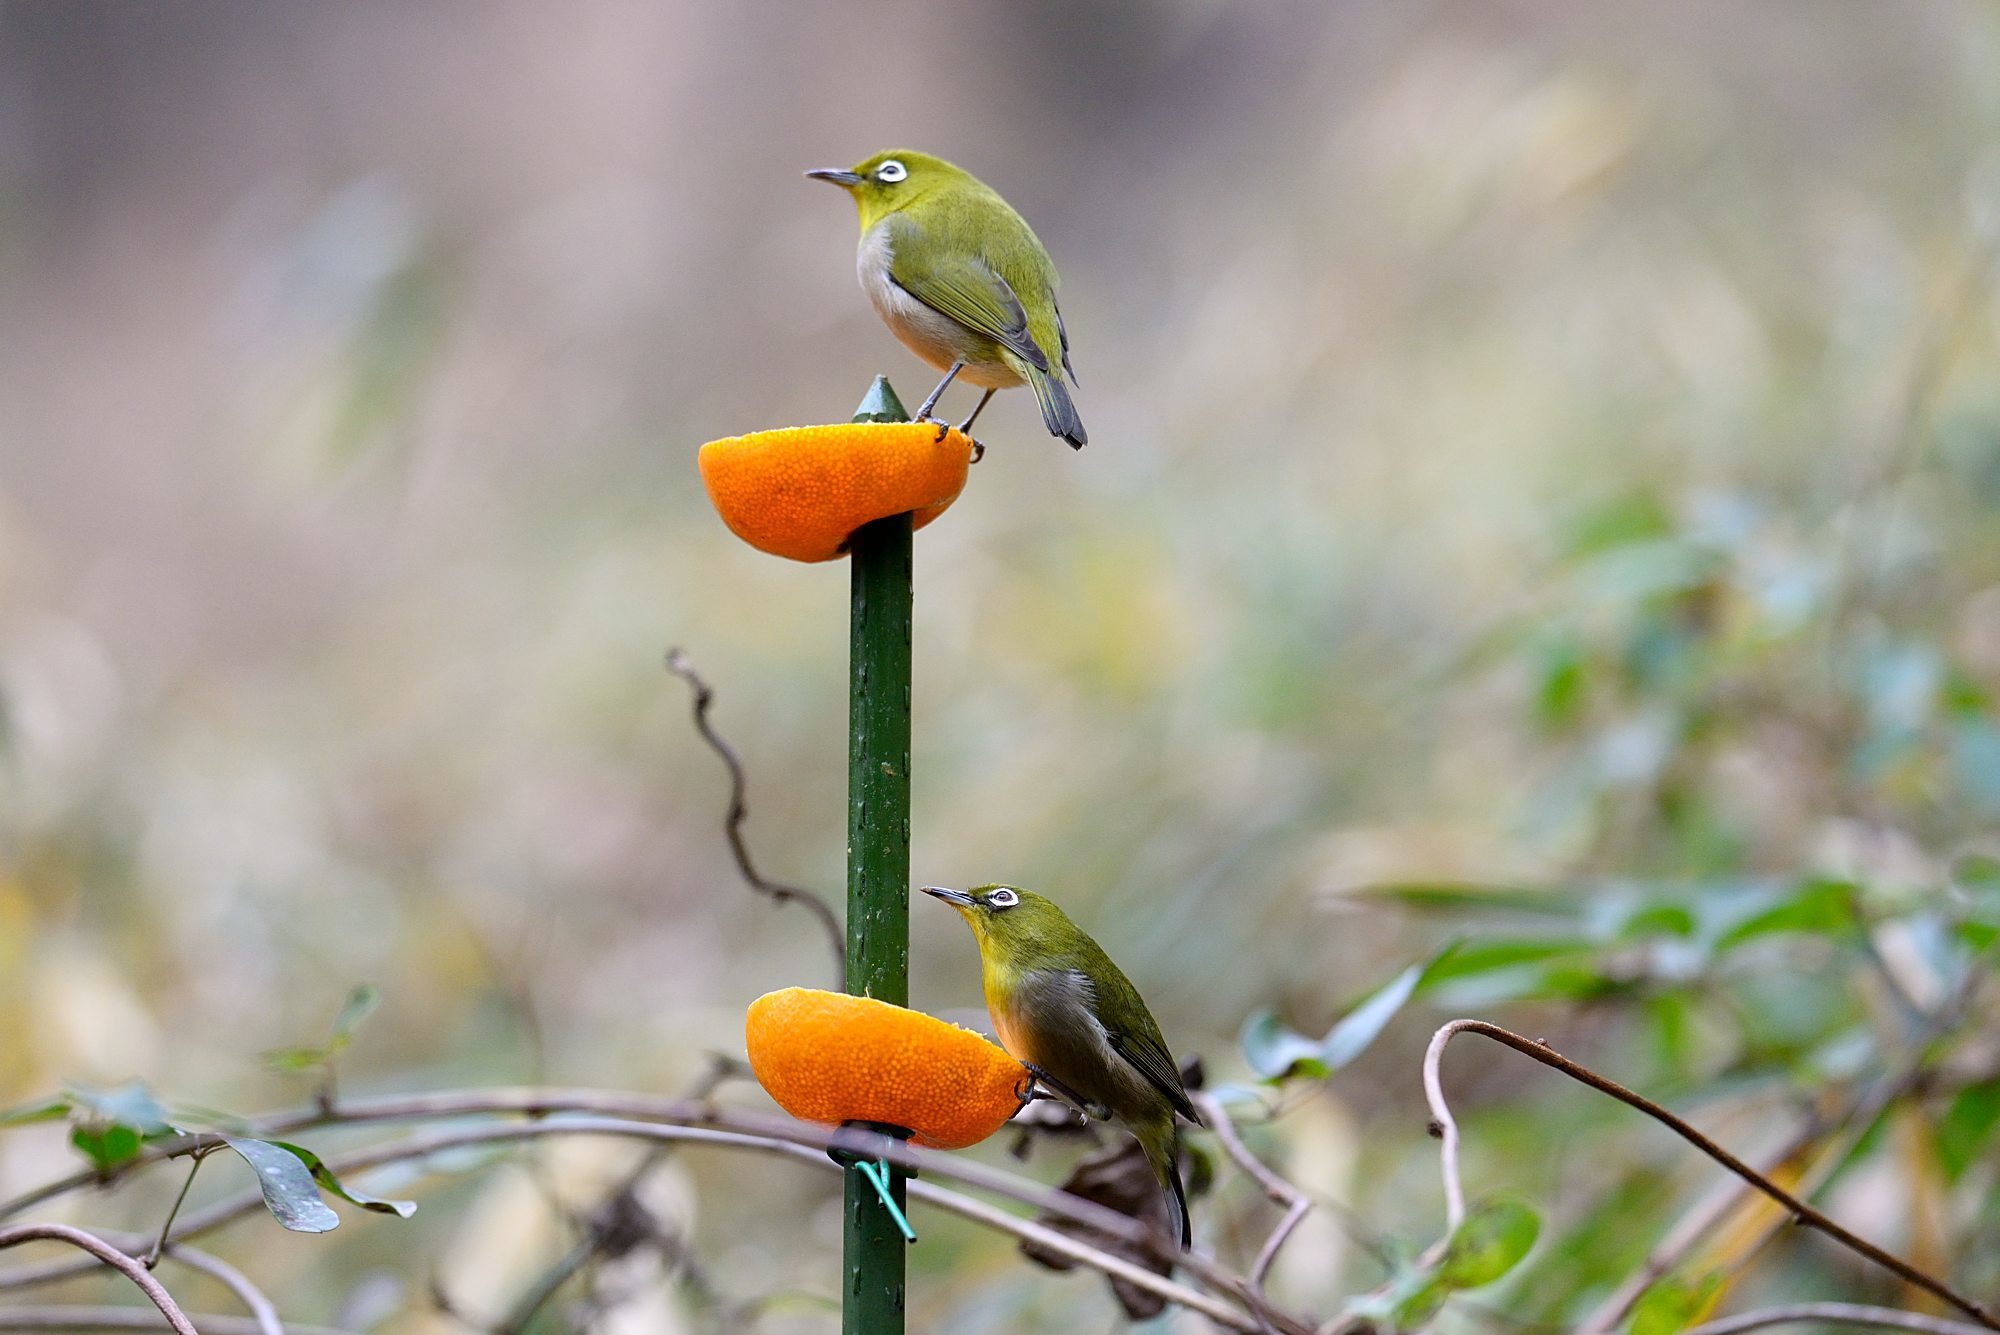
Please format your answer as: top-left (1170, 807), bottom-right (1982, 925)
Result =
top-left (808, 150), bottom-right (1086, 452)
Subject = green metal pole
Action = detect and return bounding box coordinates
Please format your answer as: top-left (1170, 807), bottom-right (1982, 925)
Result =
top-left (844, 376), bottom-right (913, 1335)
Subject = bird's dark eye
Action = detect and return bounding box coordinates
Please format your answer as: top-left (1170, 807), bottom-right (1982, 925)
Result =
top-left (987, 888), bottom-right (1019, 908)
top-left (875, 160), bottom-right (907, 184)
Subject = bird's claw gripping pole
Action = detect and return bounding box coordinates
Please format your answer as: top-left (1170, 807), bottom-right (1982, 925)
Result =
top-left (844, 376), bottom-right (917, 1332)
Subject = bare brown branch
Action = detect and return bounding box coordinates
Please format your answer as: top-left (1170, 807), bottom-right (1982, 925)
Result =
top-left (665, 647), bottom-right (845, 987)
top-left (1192, 1091), bottom-right (1312, 1297)
top-left (1422, 1019), bottom-right (1998, 1332)
top-left (1687, 1303), bottom-right (1997, 1334)
top-left (0, 1308), bottom-right (348, 1335)
top-left (0, 1225), bottom-right (201, 1335)
top-left (0, 1103), bottom-right (1295, 1332)
top-left (161, 1246), bottom-right (284, 1335)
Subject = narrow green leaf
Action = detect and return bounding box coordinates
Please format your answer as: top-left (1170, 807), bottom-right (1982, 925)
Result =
top-left (1348, 882), bottom-right (1582, 917)
top-left (1437, 1197), bottom-right (1540, 1288)
top-left (1417, 938), bottom-right (1591, 984)
top-left (1619, 903), bottom-right (1698, 940)
top-left (223, 1138), bottom-right (340, 1233)
top-left (269, 1140), bottom-right (416, 1218)
top-left (1935, 1078), bottom-right (2000, 1181)
top-left (1237, 1010), bottom-right (1329, 1081)
top-left (0, 1095), bottom-right (70, 1127)
top-left (1630, 1270), bottom-right (1724, 1335)
top-left (1955, 853), bottom-right (2000, 927)
top-left (1317, 958), bottom-right (1429, 1070)
top-left (1714, 878), bottom-right (1856, 949)
top-left (261, 1046), bottom-right (330, 1074)
top-left (326, 984), bottom-right (381, 1053)
top-left (1382, 1271), bottom-right (1450, 1328)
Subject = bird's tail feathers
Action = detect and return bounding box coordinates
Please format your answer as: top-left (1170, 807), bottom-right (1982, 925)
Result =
top-left (1027, 365), bottom-right (1087, 449)
top-left (1143, 1126), bottom-right (1191, 1250)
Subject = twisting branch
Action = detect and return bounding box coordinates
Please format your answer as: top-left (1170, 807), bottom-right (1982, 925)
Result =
top-left (161, 1246), bottom-right (284, 1335)
top-left (665, 648), bottom-right (845, 987)
top-left (0, 1106), bottom-right (1294, 1332)
top-left (1579, 940), bottom-right (1998, 1335)
top-left (0, 1225), bottom-right (200, 1335)
top-left (0, 1309), bottom-right (348, 1335)
top-left (1686, 1303), bottom-right (1998, 1334)
top-left (1422, 1020), bottom-right (1999, 1331)
top-left (145, 1153), bottom-right (211, 1268)
top-left (1191, 1092), bottom-right (1311, 1292)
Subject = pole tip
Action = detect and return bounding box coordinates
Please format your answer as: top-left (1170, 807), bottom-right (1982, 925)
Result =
top-left (853, 376), bottom-right (910, 424)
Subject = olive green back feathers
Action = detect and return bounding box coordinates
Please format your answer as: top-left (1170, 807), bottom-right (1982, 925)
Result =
top-left (811, 151), bottom-right (1086, 448)
top-left (924, 883), bottom-right (1198, 1245)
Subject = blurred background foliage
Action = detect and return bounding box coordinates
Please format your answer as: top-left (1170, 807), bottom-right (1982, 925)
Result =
top-left (3, 1), bottom-right (2000, 1331)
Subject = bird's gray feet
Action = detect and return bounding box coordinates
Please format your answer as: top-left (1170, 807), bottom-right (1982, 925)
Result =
top-left (1024, 1063), bottom-right (1109, 1121)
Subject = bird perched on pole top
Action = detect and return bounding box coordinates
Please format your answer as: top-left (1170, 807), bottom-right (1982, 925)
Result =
top-left (922, 884), bottom-right (1198, 1247)
top-left (807, 151), bottom-right (1086, 453)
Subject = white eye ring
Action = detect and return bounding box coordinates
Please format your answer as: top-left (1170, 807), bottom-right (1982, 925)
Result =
top-left (988, 888), bottom-right (1019, 908)
top-left (876, 160), bottom-right (907, 183)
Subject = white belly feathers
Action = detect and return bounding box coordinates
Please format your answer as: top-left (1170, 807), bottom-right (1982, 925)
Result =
top-left (857, 221), bottom-right (1025, 390)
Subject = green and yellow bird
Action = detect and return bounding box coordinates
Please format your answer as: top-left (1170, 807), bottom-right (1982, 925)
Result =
top-left (922, 884), bottom-right (1199, 1247)
top-left (807, 150), bottom-right (1086, 450)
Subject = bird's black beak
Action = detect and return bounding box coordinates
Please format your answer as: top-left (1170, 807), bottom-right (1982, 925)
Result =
top-left (805, 168), bottom-right (864, 187)
top-left (920, 885), bottom-right (976, 907)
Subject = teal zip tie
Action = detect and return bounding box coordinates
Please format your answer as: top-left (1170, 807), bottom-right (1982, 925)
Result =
top-left (856, 1159), bottom-right (916, 1243)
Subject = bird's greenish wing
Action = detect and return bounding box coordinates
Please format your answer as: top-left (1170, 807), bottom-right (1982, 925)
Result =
top-left (1107, 1026), bottom-right (1202, 1126)
top-left (886, 224), bottom-right (1050, 373)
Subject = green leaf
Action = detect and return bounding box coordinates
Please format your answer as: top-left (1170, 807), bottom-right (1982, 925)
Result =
top-left (327, 984), bottom-right (381, 1051)
top-left (262, 1046), bottom-right (330, 1074)
top-left (64, 1082), bottom-right (175, 1173)
top-left (1241, 943), bottom-right (1464, 1081)
top-left (223, 1138), bottom-right (340, 1233)
top-left (1714, 878), bottom-right (1857, 949)
top-left (1418, 938), bottom-right (1593, 984)
top-left (1349, 882), bottom-right (1582, 918)
top-left (265, 984), bottom-right (383, 1072)
top-left (1934, 1078), bottom-right (2000, 1181)
top-left (1437, 1198), bottom-right (1540, 1288)
top-left (1620, 903), bottom-right (1698, 940)
top-left (1535, 634), bottom-right (1588, 729)
top-left (1629, 1270), bottom-right (1724, 1335)
top-left (0, 1095), bottom-right (70, 1127)
top-left (66, 1081), bottom-right (172, 1135)
top-left (268, 1140), bottom-right (415, 1218)
top-left (1317, 957), bottom-right (1431, 1069)
top-left (1563, 491), bottom-right (1675, 557)
top-left (1237, 1010), bottom-right (1330, 1081)
top-left (1955, 853), bottom-right (2000, 926)
top-left (1383, 1270), bottom-right (1451, 1328)
top-left (70, 1124), bottom-right (145, 1173)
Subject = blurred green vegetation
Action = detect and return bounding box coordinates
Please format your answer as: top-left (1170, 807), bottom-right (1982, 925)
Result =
top-left (4, 1), bottom-right (2000, 1331)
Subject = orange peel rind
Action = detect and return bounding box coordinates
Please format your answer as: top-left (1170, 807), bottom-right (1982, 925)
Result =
top-left (698, 423), bottom-right (974, 563)
top-left (744, 986), bottom-right (1027, 1150)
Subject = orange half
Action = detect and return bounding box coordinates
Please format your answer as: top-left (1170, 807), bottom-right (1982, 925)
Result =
top-left (745, 987), bottom-right (1027, 1150)
top-left (698, 423), bottom-right (974, 563)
